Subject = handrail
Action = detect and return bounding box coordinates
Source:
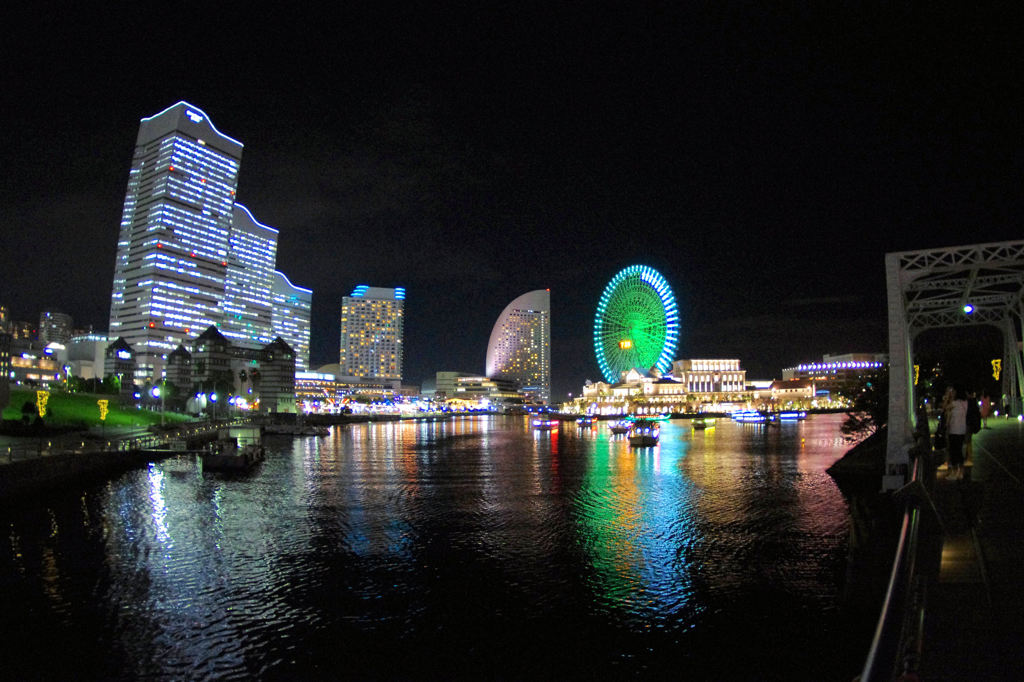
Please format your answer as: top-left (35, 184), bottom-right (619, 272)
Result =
top-left (859, 450), bottom-right (924, 681)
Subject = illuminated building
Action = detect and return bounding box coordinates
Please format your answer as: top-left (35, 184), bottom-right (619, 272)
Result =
top-left (67, 333), bottom-right (109, 380)
top-left (272, 271), bottom-right (312, 371)
top-left (339, 286), bottom-right (405, 385)
top-left (578, 360), bottom-right (752, 414)
top-left (108, 102), bottom-right (244, 380)
top-left (38, 311), bottom-right (73, 345)
top-left (485, 289), bottom-right (551, 404)
top-left (670, 359), bottom-right (746, 393)
top-left (782, 352), bottom-right (886, 397)
top-left (221, 204), bottom-right (278, 349)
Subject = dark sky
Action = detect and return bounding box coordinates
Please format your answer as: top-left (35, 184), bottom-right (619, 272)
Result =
top-left (2, 5), bottom-right (1021, 400)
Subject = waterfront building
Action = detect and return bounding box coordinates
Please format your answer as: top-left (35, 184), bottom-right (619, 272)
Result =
top-left (576, 360), bottom-right (752, 414)
top-left (670, 359), bottom-right (746, 394)
top-left (0, 305), bottom-right (7, 334)
top-left (338, 286), bottom-right (405, 386)
top-left (38, 311), bottom-right (73, 345)
top-left (220, 204), bottom-right (278, 349)
top-left (782, 352), bottom-right (886, 398)
top-left (185, 325), bottom-right (296, 414)
top-left (271, 271), bottom-right (312, 371)
top-left (295, 370), bottom-right (341, 411)
top-left (485, 289), bottom-right (551, 404)
top-left (430, 371), bottom-right (521, 405)
top-left (108, 102), bottom-right (244, 381)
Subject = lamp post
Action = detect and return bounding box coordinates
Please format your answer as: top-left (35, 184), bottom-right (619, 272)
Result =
top-left (151, 383), bottom-right (165, 427)
top-left (210, 392), bottom-right (218, 423)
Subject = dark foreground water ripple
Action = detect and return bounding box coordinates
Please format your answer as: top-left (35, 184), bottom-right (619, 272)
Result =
top-left (1, 414), bottom-right (878, 680)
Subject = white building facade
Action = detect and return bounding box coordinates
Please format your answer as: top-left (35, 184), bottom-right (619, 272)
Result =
top-left (485, 289), bottom-right (551, 404)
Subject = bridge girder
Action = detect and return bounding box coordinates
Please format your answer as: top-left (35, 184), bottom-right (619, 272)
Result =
top-left (884, 239), bottom-right (1024, 491)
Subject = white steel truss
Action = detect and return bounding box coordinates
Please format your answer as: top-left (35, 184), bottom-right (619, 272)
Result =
top-left (884, 239), bottom-right (1024, 490)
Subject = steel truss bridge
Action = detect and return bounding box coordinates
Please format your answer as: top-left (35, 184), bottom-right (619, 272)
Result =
top-left (884, 239), bottom-right (1024, 490)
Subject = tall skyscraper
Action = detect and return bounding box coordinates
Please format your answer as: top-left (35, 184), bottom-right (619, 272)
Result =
top-left (221, 204), bottom-right (278, 349)
top-left (108, 102), bottom-right (243, 379)
top-left (271, 271), bottom-right (312, 371)
top-left (339, 286), bottom-right (405, 384)
top-left (486, 289), bottom-right (551, 404)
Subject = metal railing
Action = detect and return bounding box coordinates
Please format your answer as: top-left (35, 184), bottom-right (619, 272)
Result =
top-left (859, 450), bottom-right (926, 681)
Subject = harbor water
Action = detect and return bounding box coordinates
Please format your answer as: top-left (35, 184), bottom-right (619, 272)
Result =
top-left (1, 414), bottom-right (879, 680)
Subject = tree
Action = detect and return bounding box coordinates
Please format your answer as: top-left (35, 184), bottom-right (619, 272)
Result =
top-left (21, 400), bottom-right (35, 424)
top-left (839, 369), bottom-right (888, 439)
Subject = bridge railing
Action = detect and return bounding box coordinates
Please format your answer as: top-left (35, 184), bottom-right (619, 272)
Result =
top-left (859, 449), bottom-right (926, 681)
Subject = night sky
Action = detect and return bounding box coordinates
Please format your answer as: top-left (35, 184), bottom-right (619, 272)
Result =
top-left (3, 5), bottom-right (1020, 400)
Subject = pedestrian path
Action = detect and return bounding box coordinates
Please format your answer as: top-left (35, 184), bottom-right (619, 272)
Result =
top-left (917, 418), bottom-right (1024, 680)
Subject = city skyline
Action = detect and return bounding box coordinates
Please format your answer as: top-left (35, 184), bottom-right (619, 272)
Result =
top-left (3, 6), bottom-right (1020, 399)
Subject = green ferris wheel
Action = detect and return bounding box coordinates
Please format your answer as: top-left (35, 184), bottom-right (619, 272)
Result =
top-left (593, 265), bottom-right (679, 383)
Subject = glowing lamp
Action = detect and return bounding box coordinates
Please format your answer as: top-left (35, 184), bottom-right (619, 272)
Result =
top-left (963, 303), bottom-right (975, 314)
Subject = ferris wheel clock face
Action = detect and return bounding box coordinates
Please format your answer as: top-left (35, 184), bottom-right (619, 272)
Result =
top-left (593, 265), bottom-right (679, 383)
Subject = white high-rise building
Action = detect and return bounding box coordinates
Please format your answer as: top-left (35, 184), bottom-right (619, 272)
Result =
top-left (271, 271), bottom-right (312, 371)
top-left (339, 286), bottom-right (405, 384)
top-left (486, 289), bottom-right (551, 404)
top-left (108, 102), bottom-right (243, 379)
top-left (221, 204), bottom-right (278, 349)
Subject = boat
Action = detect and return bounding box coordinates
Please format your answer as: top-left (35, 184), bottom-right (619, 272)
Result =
top-left (576, 415), bottom-right (596, 426)
top-left (692, 417), bottom-right (716, 430)
top-left (201, 437), bottom-right (265, 471)
top-left (778, 410), bottom-right (807, 421)
top-left (532, 418), bottom-right (559, 430)
top-left (628, 419), bottom-right (660, 447)
top-left (609, 420), bottom-right (631, 434)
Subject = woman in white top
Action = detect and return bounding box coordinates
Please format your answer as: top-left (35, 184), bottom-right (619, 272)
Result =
top-left (945, 386), bottom-right (968, 480)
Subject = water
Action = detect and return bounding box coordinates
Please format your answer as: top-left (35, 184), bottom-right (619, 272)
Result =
top-left (1, 414), bottom-right (876, 680)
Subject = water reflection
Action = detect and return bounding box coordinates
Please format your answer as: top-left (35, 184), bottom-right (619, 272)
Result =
top-left (0, 414), bottom-right (870, 680)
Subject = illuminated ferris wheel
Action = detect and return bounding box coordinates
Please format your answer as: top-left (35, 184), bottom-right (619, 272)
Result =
top-left (593, 265), bottom-right (679, 383)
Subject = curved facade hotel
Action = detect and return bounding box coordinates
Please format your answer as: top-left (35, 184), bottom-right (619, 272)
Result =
top-left (486, 289), bottom-right (551, 404)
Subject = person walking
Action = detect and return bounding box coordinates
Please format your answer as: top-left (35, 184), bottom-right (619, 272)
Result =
top-left (980, 391), bottom-right (993, 428)
top-left (966, 389), bottom-right (981, 464)
top-left (946, 386), bottom-right (968, 480)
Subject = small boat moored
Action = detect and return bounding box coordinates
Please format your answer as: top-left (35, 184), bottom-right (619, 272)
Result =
top-left (532, 418), bottom-right (560, 430)
top-left (201, 428), bottom-right (265, 471)
top-left (609, 420), bottom-right (631, 435)
top-left (628, 419), bottom-right (660, 447)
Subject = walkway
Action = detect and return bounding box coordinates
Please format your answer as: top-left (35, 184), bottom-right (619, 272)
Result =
top-left (916, 417), bottom-right (1024, 680)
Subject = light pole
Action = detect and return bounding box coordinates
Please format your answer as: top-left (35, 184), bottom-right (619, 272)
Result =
top-left (151, 383), bottom-right (165, 427)
top-left (210, 392), bottom-right (218, 423)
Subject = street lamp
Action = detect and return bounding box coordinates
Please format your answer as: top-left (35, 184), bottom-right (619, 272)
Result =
top-left (151, 384), bottom-right (165, 427)
top-left (210, 392), bottom-right (218, 423)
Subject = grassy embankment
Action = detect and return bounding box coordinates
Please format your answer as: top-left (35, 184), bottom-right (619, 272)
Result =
top-left (2, 388), bottom-right (194, 429)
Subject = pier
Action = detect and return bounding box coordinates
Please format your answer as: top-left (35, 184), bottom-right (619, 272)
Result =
top-left (0, 419), bottom-right (253, 503)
